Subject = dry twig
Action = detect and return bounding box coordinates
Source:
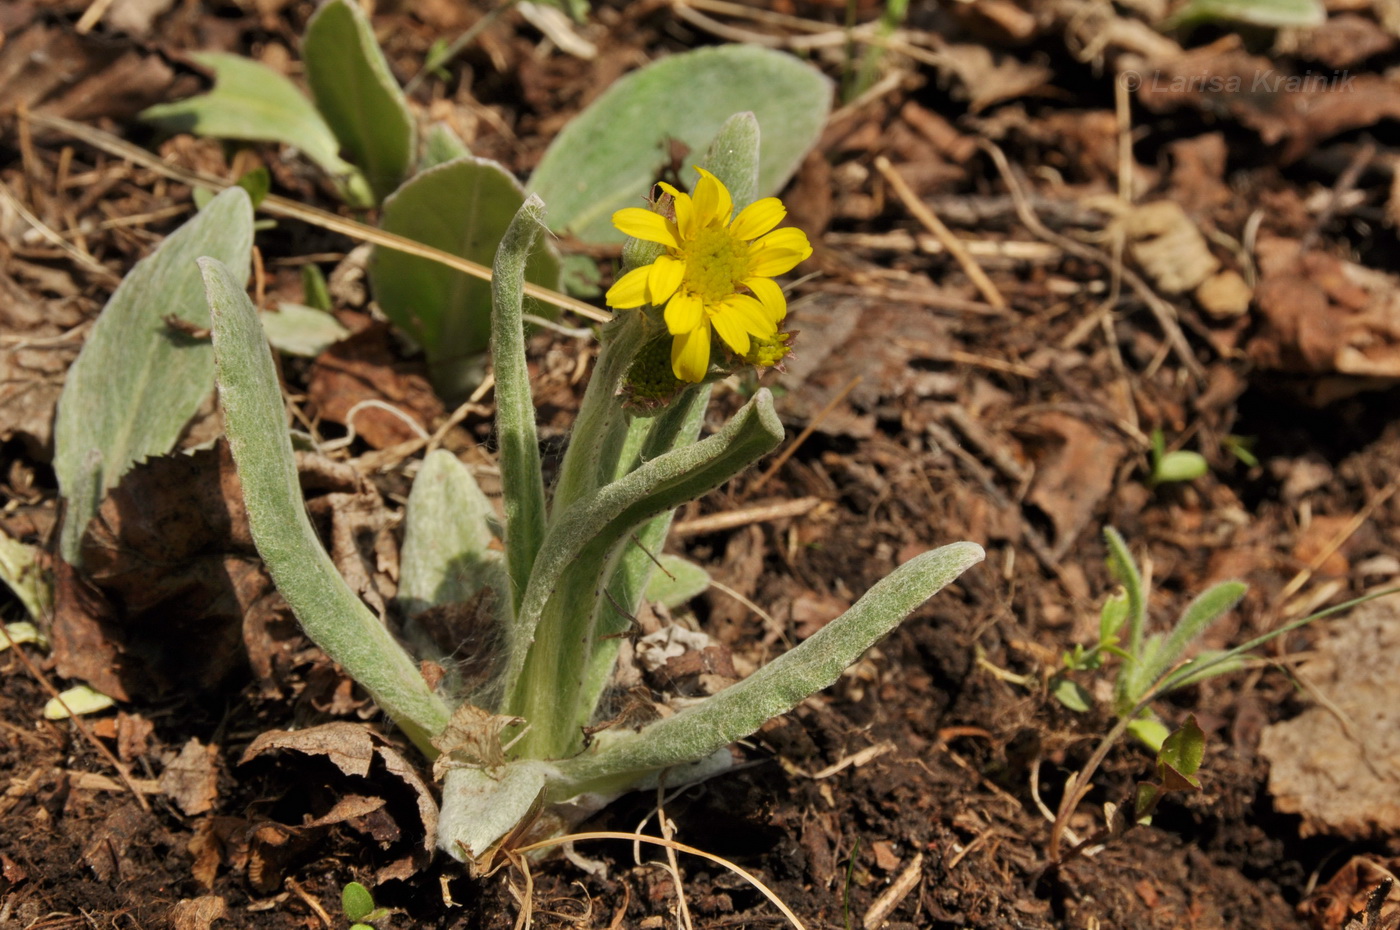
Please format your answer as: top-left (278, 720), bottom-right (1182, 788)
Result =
top-left (978, 140), bottom-right (1206, 383)
top-left (874, 156), bottom-right (1007, 309)
top-left (27, 113), bottom-right (609, 323)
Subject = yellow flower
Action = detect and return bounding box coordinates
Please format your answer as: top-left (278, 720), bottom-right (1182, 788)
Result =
top-left (605, 168), bottom-right (812, 383)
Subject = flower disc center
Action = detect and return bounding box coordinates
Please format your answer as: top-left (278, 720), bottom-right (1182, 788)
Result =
top-left (681, 224), bottom-right (746, 305)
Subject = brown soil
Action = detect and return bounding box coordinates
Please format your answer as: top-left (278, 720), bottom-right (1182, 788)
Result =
top-left (4, 2), bottom-right (1400, 928)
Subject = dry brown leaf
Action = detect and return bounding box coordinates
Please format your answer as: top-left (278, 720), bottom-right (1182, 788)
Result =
top-left (1123, 201), bottom-right (1219, 295)
top-left (303, 793), bottom-right (387, 828)
top-left (0, 21), bottom-right (179, 120)
top-left (1019, 412), bottom-right (1125, 557)
top-left (168, 895), bottom-right (228, 930)
top-left (0, 271), bottom-right (87, 456)
top-left (51, 443), bottom-right (287, 701)
top-left (1250, 237), bottom-right (1400, 384)
top-left (1282, 14), bottom-right (1397, 69)
top-left (241, 721), bottom-right (438, 858)
top-left (431, 703), bottom-right (523, 777)
top-left (777, 293), bottom-right (956, 440)
top-left (81, 804), bottom-right (158, 882)
top-left (1166, 133), bottom-right (1232, 216)
top-left (1259, 594), bottom-right (1400, 839)
top-left (159, 738), bottom-right (220, 817)
top-left (1130, 43), bottom-right (1400, 162)
top-left (306, 322), bottom-right (444, 449)
top-left (1291, 514), bottom-right (1357, 577)
top-left (241, 721), bottom-right (379, 778)
top-left (1299, 856), bottom-right (1400, 930)
top-left (934, 44), bottom-right (1054, 113)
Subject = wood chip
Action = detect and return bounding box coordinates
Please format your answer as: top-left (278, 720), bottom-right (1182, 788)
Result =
top-left (862, 851), bottom-right (924, 929)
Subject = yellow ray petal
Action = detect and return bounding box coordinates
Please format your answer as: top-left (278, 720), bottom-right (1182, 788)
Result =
top-left (605, 264), bottom-right (653, 309)
top-left (648, 255), bottom-right (685, 304)
top-left (671, 325), bottom-right (711, 382)
top-left (691, 167), bottom-right (733, 226)
top-left (710, 307), bottom-right (751, 356)
top-left (718, 293), bottom-right (777, 342)
top-left (744, 275), bottom-right (788, 322)
top-left (613, 208), bottom-right (679, 248)
top-left (731, 197), bottom-right (785, 240)
top-left (663, 290), bottom-right (704, 335)
top-left (659, 182), bottom-right (695, 241)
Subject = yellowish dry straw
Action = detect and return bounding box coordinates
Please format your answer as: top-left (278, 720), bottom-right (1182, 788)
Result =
top-left (515, 830), bottom-right (811, 930)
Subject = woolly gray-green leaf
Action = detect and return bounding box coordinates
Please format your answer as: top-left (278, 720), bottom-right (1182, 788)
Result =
top-left (1142, 581), bottom-right (1248, 688)
top-left (398, 450), bottom-right (503, 619)
top-left (54, 187), bottom-right (254, 564)
top-left (422, 122), bottom-right (472, 171)
top-left (556, 541), bottom-right (985, 792)
top-left (259, 302), bottom-right (349, 357)
top-left (529, 45), bottom-right (831, 244)
top-left (506, 390), bottom-right (785, 758)
top-left (201, 256), bottom-right (450, 754)
top-left (303, 0), bottom-right (415, 202)
top-left (141, 53), bottom-right (370, 206)
top-left (576, 387), bottom-right (711, 722)
top-left (369, 157), bottom-right (561, 399)
top-left (644, 555), bottom-right (712, 610)
top-left (491, 195), bottom-right (551, 619)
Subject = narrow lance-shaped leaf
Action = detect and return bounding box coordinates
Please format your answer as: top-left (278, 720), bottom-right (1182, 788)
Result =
top-left (141, 53), bottom-right (371, 207)
top-left (201, 257), bottom-right (450, 755)
top-left (54, 187), bottom-right (254, 564)
top-left (555, 541), bottom-right (986, 793)
top-left (492, 195), bottom-right (551, 618)
top-left (506, 390), bottom-right (786, 758)
top-left (302, 0), bottom-right (415, 202)
top-left (1140, 580), bottom-right (1247, 688)
top-left (576, 386), bottom-right (712, 723)
top-left (1105, 526), bottom-right (1148, 713)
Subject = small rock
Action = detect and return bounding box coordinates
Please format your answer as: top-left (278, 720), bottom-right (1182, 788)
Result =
top-left (1195, 269), bottom-right (1253, 319)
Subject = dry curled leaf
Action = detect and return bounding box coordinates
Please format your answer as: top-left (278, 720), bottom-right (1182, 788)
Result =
top-left (241, 721), bottom-right (438, 861)
top-left (1123, 200), bottom-right (1219, 295)
top-left (431, 703), bottom-right (524, 778)
top-left (159, 738), bottom-right (220, 817)
top-left (1260, 594), bottom-right (1400, 839)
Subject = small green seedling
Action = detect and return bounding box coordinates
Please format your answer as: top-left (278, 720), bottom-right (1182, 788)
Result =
top-left (1054, 527), bottom-right (1246, 750)
top-left (1050, 578), bottom-right (1400, 865)
top-left (341, 881), bottom-right (389, 929)
top-left (1148, 429), bottom-right (1209, 487)
top-left (1163, 0), bottom-right (1324, 29)
top-left (1222, 434), bottom-right (1259, 468)
top-left (1064, 716), bottom-right (1207, 865)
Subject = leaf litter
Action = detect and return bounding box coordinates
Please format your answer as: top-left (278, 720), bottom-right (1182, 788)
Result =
top-left (6, 0), bottom-right (1400, 928)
